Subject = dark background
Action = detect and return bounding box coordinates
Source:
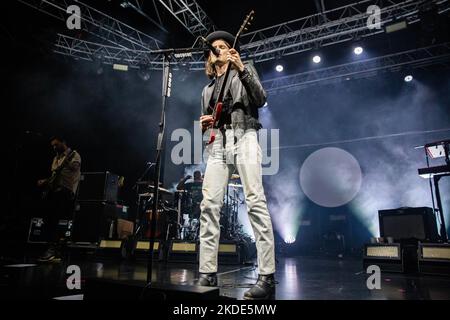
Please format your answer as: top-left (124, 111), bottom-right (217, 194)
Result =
top-left (3, 1), bottom-right (450, 256)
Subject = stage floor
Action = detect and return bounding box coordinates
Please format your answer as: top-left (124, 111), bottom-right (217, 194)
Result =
top-left (1, 254), bottom-right (450, 300)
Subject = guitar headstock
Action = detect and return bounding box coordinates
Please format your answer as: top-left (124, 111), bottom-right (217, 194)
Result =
top-left (234, 10), bottom-right (255, 45)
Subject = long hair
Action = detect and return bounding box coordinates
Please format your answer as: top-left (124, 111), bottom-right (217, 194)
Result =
top-left (205, 55), bottom-right (216, 79)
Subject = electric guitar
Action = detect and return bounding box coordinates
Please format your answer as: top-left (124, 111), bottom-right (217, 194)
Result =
top-left (207, 10), bottom-right (255, 145)
top-left (41, 150), bottom-right (77, 199)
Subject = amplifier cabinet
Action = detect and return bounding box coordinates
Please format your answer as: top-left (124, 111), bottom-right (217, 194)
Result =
top-left (378, 207), bottom-right (439, 242)
top-left (78, 171), bottom-right (119, 203)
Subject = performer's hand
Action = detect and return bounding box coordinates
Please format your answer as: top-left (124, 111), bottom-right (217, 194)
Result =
top-left (200, 115), bottom-right (214, 129)
top-left (37, 179), bottom-right (47, 187)
top-left (227, 49), bottom-right (245, 73)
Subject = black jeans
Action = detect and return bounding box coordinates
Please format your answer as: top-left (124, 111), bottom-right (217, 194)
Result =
top-left (43, 188), bottom-right (75, 244)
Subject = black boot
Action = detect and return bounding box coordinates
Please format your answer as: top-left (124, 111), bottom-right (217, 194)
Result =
top-left (37, 244), bottom-right (61, 263)
top-left (196, 273), bottom-right (218, 286)
top-left (244, 274), bottom-right (276, 300)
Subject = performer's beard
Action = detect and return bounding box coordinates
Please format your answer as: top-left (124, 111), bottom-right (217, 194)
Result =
top-left (213, 59), bottom-right (230, 69)
top-left (54, 145), bottom-right (65, 155)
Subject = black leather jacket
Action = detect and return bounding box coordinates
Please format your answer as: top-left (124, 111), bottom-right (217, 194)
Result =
top-left (201, 63), bottom-right (267, 132)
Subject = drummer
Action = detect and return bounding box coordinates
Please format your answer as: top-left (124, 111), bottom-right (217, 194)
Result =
top-left (176, 170), bottom-right (203, 190)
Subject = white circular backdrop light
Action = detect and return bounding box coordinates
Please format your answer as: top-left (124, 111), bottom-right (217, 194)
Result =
top-left (299, 147), bottom-right (362, 207)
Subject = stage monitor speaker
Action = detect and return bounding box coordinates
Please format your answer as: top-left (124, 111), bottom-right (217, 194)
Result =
top-left (78, 171), bottom-right (119, 203)
top-left (132, 240), bottom-right (162, 261)
top-left (419, 243), bottom-right (450, 276)
top-left (71, 202), bottom-right (118, 243)
top-left (218, 241), bottom-right (241, 265)
top-left (94, 240), bottom-right (124, 260)
top-left (378, 207), bottom-right (439, 242)
top-left (84, 278), bottom-right (223, 300)
top-left (167, 241), bottom-right (198, 263)
top-left (363, 243), bottom-right (418, 273)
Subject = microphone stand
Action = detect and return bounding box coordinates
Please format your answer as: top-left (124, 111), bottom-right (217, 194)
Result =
top-left (133, 162), bottom-right (155, 191)
top-left (131, 162), bottom-right (155, 242)
top-left (146, 45), bottom-right (204, 285)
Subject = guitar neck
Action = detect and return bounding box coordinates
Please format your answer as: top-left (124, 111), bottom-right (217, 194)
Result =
top-left (215, 65), bottom-right (233, 105)
top-left (54, 151), bottom-right (76, 172)
top-left (210, 10), bottom-right (254, 121)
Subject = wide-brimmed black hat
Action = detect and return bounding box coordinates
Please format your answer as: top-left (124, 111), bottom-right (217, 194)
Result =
top-left (204, 30), bottom-right (239, 57)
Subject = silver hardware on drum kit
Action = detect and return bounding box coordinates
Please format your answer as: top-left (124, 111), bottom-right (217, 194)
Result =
top-left (134, 174), bottom-right (248, 242)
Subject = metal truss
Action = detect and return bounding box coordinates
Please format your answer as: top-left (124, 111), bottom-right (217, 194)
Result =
top-left (119, 0), bottom-right (168, 34)
top-left (261, 42), bottom-right (450, 94)
top-left (53, 33), bottom-right (205, 70)
top-left (156, 0), bottom-right (216, 37)
top-left (17, 0), bottom-right (450, 74)
top-left (18, 0), bottom-right (162, 50)
top-left (240, 0), bottom-right (450, 63)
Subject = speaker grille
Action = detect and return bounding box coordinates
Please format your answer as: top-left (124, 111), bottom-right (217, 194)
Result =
top-left (136, 241), bottom-right (159, 251)
top-left (422, 247), bottom-right (450, 260)
top-left (383, 214), bottom-right (425, 239)
top-left (99, 240), bottom-right (122, 249)
top-left (366, 245), bottom-right (400, 258)
top-left (172, 242), bottom-right (196, 252)
top-left (218, 244), bottom-right (237, 253)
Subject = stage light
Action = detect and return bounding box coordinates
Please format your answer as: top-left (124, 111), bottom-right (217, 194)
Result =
top-left (284, 236), bottom-right (296, 244)
top-left (138, 69), bottom-right (150, 81)
top-left (385, 20), bottom-right (407, 33)
top-left (353, 46), bottom-right (363, 55)
top-left (113, 64), bottom-right (129, 72)
top-left (120, 1), bottom-right (130, 8)
top-left (404, 75), bottom-right (413, 82)
top-left (312, 55), bottom-right (321, 64)
top-left (275, 64), bottom-right (284, 72)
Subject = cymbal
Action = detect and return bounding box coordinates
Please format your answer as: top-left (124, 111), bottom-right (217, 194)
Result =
top-left (136, 180), bottom-right (155, 185)
top-left (185, 181), bottom-right (203, 185)
top-left (185, 181), bottom-right (203, 188)
top-left (139, 192), bottom-right (154, 197)
top-left (139, 185), bottom-right (173, 196)
top-left (228, 183), bottom-right (243, 188)
top-left (230, 174), bottom-right (240, 180)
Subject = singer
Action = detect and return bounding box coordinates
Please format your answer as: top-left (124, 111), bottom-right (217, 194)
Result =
top-left (196, 30), bottom-right (276, 300)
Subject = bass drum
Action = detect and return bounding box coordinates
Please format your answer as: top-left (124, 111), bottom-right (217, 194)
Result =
top-left (183, 218), bottom-right (200, 241)
top-left (145, 207), bottom-right (178, 240)
top-left (185, 181), bottom-right (203, 219)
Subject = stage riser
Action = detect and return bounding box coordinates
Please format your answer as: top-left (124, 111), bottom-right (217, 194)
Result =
top-left (84, 278), bottom-right (223, 301)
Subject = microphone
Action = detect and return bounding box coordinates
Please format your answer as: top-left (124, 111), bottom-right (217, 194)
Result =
top-left (25, 130), bottom-right (43, 136)
top-left (201, 37), bottom-right (220, 57)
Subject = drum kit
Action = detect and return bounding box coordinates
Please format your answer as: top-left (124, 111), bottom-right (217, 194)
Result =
top-left (133, 174), bottom-right (246, 243)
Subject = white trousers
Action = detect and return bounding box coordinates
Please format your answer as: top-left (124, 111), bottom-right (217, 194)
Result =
top-left (199, 129), bottom-right (276, 275)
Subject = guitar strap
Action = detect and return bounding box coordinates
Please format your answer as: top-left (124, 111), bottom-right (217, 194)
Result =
top-left (209, 70), bottom-right (238, 147)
